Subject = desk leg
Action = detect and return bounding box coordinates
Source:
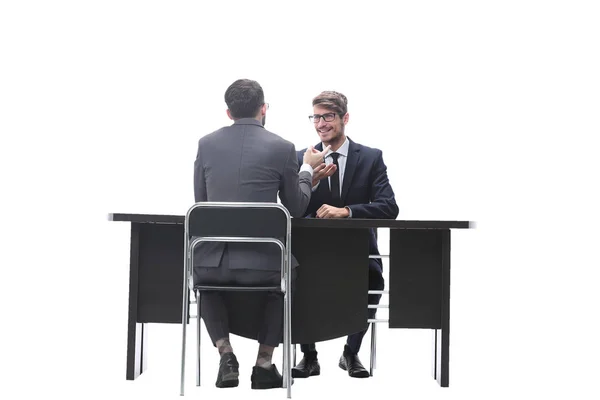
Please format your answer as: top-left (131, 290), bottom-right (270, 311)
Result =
top-left (126, 223), bottom-right (148, 380)
top-left (432, 230), bottom-right (450, 387)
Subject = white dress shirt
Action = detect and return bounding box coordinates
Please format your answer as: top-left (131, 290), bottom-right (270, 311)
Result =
top-left (313, 137), bottom-right (352, 217)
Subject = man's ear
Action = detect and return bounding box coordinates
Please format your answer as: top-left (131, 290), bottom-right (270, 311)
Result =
top-left (343, 112), bottom-right (349, 125)
top-left (226, 109), bottom-right (233, 120)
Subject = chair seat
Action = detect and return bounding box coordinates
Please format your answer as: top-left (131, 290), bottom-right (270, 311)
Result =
top-left (194, 284), bottom-right (281, 292)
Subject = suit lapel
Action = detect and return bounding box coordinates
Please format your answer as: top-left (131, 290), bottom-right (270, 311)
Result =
top-left (341, 139), bottom-right (360, 203)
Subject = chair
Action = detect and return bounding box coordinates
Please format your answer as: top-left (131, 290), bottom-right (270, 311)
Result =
top-left (367, 227), bottom-right (390, 376)
top-left (180, 202), bottom-right (293, 398)
top-left (290, 273), bottom-right (389, 377)
top-left (367, 287), bottom-right (389, 376)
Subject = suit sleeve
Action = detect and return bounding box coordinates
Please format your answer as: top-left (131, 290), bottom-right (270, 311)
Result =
top-left (279, 144), bottom-right (312, 217)
top-left (193, 140), bottom-right (207, 202)
top-left (297, 148), bottom-right (322, 218)
top-left (347, 150), bottom-right (399, 219)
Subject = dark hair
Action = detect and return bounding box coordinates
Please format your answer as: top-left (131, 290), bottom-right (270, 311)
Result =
top-left (224, 79), bottom-right (265, 119)
top-left (312, 91), bottom-right (348, 116)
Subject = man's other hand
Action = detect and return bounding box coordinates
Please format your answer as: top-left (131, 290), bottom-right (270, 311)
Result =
top-left (316, 204), bottom-right (349, 219)
top-left (311, 163), bottom-right (337, 186)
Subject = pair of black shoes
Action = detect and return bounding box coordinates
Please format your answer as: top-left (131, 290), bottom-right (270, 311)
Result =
top-left (292, 346), bottom-right (370, 379)
top-left (216, 353), bottom-right (288, 389)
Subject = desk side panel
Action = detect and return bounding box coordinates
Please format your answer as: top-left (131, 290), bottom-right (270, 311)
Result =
top-left (389, 229), bottom-right (445, 328)
top-left (137, 223), bottom-right (185, 323)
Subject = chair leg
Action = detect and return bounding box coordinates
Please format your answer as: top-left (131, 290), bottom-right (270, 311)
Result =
top-left (196, 291), bottom-right (201, 386)
top-left (373, 323), bottom-right (377, 370)
top-left (369, 322), bottom-right (377, 376)
top-left (180, 269), bottom-right (190, 395)
top-left (282, 290), bottom-right (289, 389)
top-left (285, 281), bottom-right (292, 398)
top-left (293, 344), bottom-right (296, 366)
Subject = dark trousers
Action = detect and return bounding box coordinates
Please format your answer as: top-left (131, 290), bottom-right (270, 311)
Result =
top-left (194, 252), bottom-right (294, 348)
top-left (300, 267), bottom-right (384, 355)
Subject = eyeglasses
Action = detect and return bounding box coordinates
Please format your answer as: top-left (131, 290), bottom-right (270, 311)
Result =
top-left (264, 103), bottom-right (269, 110)
top-left (308, 113), bottom-right (336, 123)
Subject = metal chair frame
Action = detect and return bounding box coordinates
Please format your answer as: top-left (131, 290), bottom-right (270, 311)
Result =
top-left (180, 202), bottom-right (293, 398)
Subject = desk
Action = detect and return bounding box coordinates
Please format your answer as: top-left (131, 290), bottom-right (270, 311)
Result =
top-left (108, 213), bottom-right (473, 387)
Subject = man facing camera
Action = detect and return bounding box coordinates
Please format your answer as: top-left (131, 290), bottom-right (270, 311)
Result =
top-left (293, 91), bottom-right (399, 378)
top-left (193, 79), bottom-right (331, 389)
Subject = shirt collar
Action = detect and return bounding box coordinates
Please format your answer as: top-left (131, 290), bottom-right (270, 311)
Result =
top-left (232, 118), bottom-right (263, 127)
top-left (323, 136), bottom-right (349, 158)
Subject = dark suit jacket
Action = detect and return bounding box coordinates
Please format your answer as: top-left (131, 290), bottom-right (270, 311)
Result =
top-left (297, 138), bottom-right (399, 274)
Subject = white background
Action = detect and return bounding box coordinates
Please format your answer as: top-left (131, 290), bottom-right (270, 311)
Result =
top-left (1, 1), bottom-right (599, 399)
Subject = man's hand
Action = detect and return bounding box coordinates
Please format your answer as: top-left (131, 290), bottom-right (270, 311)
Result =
top-left (316, 204), bottom-right (350, 219)
top-left (303, 145), bottom-right (331, 169)
top-left (311, 162), bottom-right (337, 186)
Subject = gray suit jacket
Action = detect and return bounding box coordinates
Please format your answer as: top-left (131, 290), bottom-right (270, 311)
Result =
top-left (193, 118), bottom-right (312, 271)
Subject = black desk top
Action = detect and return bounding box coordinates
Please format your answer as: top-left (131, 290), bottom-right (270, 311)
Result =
top-left (108, 213), bottom-right (474, 229)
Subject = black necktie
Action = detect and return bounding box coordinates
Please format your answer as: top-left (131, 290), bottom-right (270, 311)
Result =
top-left (329, 152), bottom-right (341, 207)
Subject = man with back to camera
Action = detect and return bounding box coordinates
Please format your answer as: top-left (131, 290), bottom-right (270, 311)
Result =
top-left (193, 79), bottom-right (334, 389)
top-left (292, 90), bottom-right (399, 379)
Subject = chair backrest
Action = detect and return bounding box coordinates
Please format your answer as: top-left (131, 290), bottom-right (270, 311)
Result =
top-left (185, 202), bottom-right (291, 242)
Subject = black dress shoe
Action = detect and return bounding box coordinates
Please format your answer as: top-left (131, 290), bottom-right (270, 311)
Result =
top-left (339, 346), bottom-right (370, 378)
top-left (216, 352), bottom-right (239, 388)
top-left (292, 351), bottom-right (320, 378)
top-left (251, 364), bottom-right (293, 389)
